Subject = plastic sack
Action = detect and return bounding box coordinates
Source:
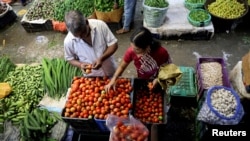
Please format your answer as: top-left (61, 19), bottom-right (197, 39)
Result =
top-left (197, 86), bottom-right (244, 125)
top-left (52, 20), bottom-right (67, 33)
top-left (0, 83), bottom-right (12, 99)
top-left (143, 0), bottom-right (168, 28)
top-left (106, 114), bottom-right (149, 141)
top-left (157, 63), bottom-right (182, 90)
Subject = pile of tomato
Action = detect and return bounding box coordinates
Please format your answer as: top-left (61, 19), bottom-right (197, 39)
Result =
top-left (134, 86), bottom-right (164, 123)
top-left (63, 76), bottom-right (133, 119)
top-left (110, 120), bottom-right (149, 141)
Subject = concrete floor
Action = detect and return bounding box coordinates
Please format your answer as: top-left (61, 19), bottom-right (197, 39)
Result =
top-left (1, 0), bottom-right (250, 76)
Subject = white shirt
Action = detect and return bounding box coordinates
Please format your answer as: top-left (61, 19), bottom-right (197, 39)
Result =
top-left (64, 19), bottom-right (118, 76)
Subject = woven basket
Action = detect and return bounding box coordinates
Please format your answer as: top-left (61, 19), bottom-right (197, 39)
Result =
top-left (95, 7), bottom-right (124, 23)
top-left (188, 9), bottom-right (211, 27)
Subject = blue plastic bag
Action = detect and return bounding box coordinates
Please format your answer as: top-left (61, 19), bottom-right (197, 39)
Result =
top-left (197, 86), bottom-right (244, 125)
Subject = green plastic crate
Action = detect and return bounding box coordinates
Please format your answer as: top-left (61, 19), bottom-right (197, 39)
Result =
top-left (168, 66), bottom-right (198, 107)
top-left (169, 66), bottom-right (197, 97)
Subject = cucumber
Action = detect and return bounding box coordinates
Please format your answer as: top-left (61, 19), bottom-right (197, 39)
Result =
top-left (27, 114), bottom-right (40, 128)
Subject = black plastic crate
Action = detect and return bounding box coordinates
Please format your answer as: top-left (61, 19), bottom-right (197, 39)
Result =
top-left (0, 10), bottom-right (17, 29)
top-left (131, 78), bottom-right (167, 125)
top-left (61, 108), bottom-right (100, 134)
top-left (91, 77), bottom-right (134, 132)
top-left (21, 20), bottom-right (53, 33)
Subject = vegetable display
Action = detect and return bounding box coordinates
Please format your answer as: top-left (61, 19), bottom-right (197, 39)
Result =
top-left (63, 77), bottom-right (133, 119)
top-left (1, 65), bottom-right (44, 125)
top-left (210, 88), bottom-right (237, 117)
top-left (95, 0), bottom-right (124, 12)
top-left (25, 0), bottom-right (54, 21)
top-left (200, 62), bottom-right (223, 89)
top-left (42, 58), bottom-right (82, 99)
top-left (186, 0), bottom-right (204, 3)
top-left (133, 82), bottom-right (164, 123)
top-left (144, 0), bottom-right (169, 8)
top-left (189, 9), bottom-right (210, 22)
top-left (53, 0), bottom-right (95, 22)
top-left (109, 117), bottom-right (149, 141)
top-left (207, 0), bottom-right (247, 19)
top-left (20, 108), bottom-right (62, 141)
top-left (0, 55), bottom-right (16, 82)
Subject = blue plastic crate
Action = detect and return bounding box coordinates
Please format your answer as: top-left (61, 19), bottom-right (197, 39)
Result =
top-left (94, 118), bottom-right (110, 132)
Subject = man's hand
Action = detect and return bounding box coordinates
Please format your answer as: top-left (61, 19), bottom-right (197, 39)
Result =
top-left (105, 78), bottom-right (116, 93)
top-left (81, 63), bottom-right (93, 74)
top-left (92, 59), bottom-right (102, 69)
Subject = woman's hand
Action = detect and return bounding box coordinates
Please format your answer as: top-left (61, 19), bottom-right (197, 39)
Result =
top-left (152, 78), bottom-right (158, 89)
top-left (105, 78), bottom-right (116, 93)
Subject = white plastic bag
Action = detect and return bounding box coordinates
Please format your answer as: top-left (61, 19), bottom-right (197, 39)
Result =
top-left (106, 114), bottom-right (149, 141)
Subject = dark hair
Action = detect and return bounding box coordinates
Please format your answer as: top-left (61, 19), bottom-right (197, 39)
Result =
top-left (64, 10), bottom-right (87, 35)
top-left (130, 27), bottom-right (161, 51)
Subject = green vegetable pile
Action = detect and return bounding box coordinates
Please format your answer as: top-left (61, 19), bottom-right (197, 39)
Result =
top-left (0, 55), bottom-right (16, 82)
top-left (1, 64), bottom-right (44, 125)
top-left (20, 108), bottom-right (61, 141)
top-left (189, 10), bottom-right (210, 22)
top-left (207, 0), bottom-right (246, 19)
top-left (25, 0), bottom-right (54, 21)
top-left (186, 0), bottom-right (205, 4)
top-left (53, 0), bottom-right (95, 22)
top-left (42, 58), bottom-right (82, 99)
top-left (95, 0), bottom-right (124, 12)
top-left (144, 0), bottom-right (169, 8)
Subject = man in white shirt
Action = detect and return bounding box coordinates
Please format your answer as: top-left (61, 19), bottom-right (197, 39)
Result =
top-left (64, 10), bottom-right (118, 77)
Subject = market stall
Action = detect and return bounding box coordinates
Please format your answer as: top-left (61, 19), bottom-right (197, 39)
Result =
top-left (143, 0), bottom-right (215, 40)
top-left (143, 0), bottom-right (249, 40)
top-left (0, 55), bottom-right (250, 140)
top-left (19, 0), bottom-right (124, 33)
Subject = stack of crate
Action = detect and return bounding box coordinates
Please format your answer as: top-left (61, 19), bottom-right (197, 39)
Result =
top-left (195, 57), bottom-right (232, 140)
top-left (168, 66), bottom-right (198, 107)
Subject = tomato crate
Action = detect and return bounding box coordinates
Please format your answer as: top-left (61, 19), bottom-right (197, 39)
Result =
top-left (196, 57), bottom-right (231, 101)
top-left (131, 78), bottom-right (167, 125)
top-left (61, 108), bottom-right (100, 134)
top-left (168, 66), bottom-right (198, 107)
top-left (71, 76), bottom-right (134, 133)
